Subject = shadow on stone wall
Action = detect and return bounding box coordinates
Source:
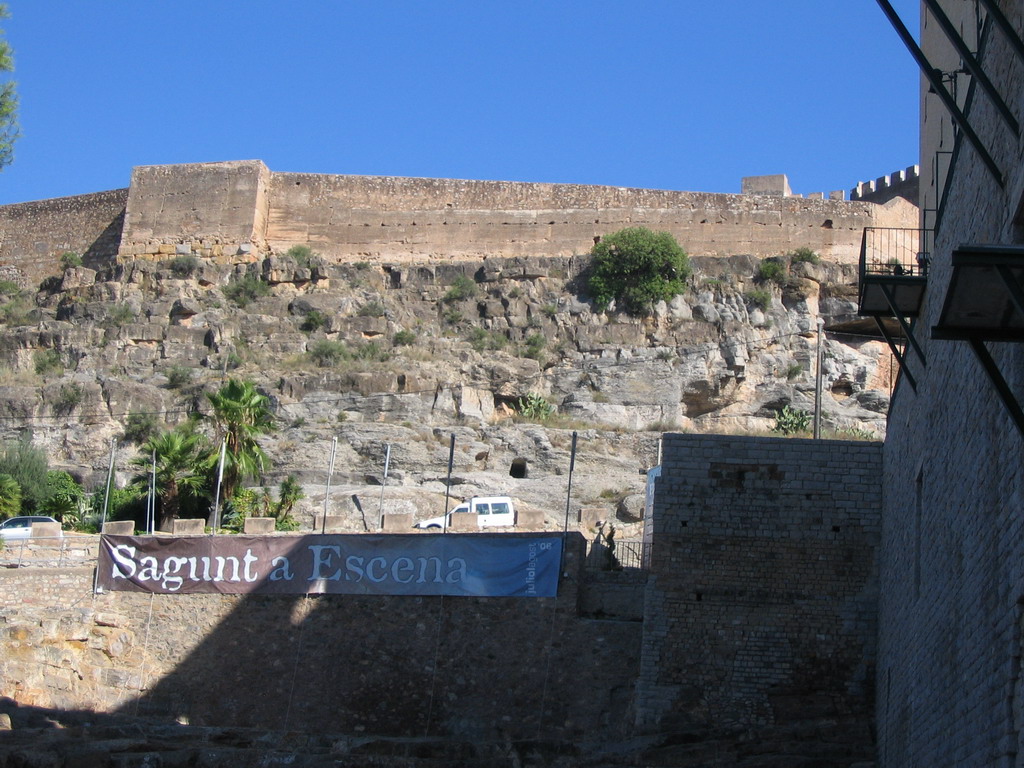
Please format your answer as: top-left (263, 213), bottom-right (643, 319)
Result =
top-left (110, 534), bottom-right (641, 745)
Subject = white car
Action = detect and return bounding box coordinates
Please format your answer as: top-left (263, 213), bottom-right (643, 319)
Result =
top-left (0, 515), bottom-right (62, 541)
top-left (414, 496), bottom-right (516, 529)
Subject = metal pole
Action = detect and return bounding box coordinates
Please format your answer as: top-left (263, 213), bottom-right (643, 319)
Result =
top-left (443, 433), bottom-right (455, 533)
top-left (95, 438), bottom-right (116, 594)
top-left (212, 438), bottom-right (227, 532)
top-left (322, 436), bottom-right (338, 534)
top-left (149, 448), bottom-right (157, 534)
top-left (814, 318), bottom-right (824, 439)
top-left (101, 438), bottom-right (115, 529)
top-left (378, 443), bottom-right (391, 529)
top-left (562, 431), bottom-right (578, 534)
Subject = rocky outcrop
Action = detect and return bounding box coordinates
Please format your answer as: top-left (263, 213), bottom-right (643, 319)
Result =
top-left (0, 249), bottom-right (888, 526)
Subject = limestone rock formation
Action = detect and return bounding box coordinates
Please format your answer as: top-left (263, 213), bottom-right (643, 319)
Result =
top-left (0, 249), bottom-right (888, 528)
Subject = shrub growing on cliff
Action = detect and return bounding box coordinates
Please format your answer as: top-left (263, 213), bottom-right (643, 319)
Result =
top-left (223, 274), bottom-right (271, 308)
top-left (308, 339), bottom-right (349, 367)
top-left (444, 275), bottom-right (478, 303)
top-left (587, 227), bottom-right (691, 315)
top-left (169, 254), bottom-right (200, 278)
top-left (789, 247), bottom-right (820, 265)
top-left (286, 245), bottom-right (316, 269)
top-left (744, 288), bottom-right (772, 311)
top-left (59, 252), bottom-right (82, 270)
top-left (756, 257), bottom-right (788, 284)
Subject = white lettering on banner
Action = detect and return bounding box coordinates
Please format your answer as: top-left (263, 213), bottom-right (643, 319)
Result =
top-left (269, 556), bottom-right (294, 581)
top-left (100, 535), bottom-right (557, 596)
top-left (344, 554), bottom-right (468, 584)
top-left (107, 544), bottom-right (263, 592)
top-left (110, 544), bottom-right (138, 579)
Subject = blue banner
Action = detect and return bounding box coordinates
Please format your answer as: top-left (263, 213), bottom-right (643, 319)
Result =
top-left (97, 533), bottom-right (562, 597)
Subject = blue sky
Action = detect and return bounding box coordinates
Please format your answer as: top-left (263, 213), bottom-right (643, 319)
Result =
top-left (0, 1), bottom-right (921, 206)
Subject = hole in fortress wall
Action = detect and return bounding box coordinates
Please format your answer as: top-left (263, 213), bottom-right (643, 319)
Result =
top-left (823, 219), bottom-right (834, 229)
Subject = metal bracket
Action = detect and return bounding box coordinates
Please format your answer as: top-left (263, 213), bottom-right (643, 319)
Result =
top-left (922, 0), bottom-right (1020, 137)
top-left (875, 317), bottom-right (918, 393)
top-left (967, 337), bottom-right (1024, 439)
top-left (879, 283), bottom-right (928, 367)
top-left (875, 0), bottom-right (1005, 187)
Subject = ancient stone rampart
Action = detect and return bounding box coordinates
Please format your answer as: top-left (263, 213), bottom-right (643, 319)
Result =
top-left (0, 188), bottom-right (127, 286)
top-left (0, 161), bottom-right (918, 288)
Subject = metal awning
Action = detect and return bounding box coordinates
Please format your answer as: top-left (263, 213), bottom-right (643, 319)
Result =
top-left (932, 245), bottom-right (1024, 341)
top-left (932, 245), bottom-right (1024, 437)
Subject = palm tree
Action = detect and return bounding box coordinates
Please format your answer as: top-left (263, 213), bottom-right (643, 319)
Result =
top-left (0, 473), bottom-right (21, 520)
top-left (273, 475), bottom-right (305, 523)
top-left (205, 379), bottom-right (274, 518)
top-left (131, 428), bottom-right (207, 532)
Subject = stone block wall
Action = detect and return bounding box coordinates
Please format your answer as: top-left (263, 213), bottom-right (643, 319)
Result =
top-left (117, 160), bottom-right (270, 263)
top-left (0, 533), bottom-right (642, 744)
top-left (637, 433), bottom-right (881, 747)
top-left (264, 170), bottom-right (902, 265)
top-left (0, 188), bottom-right (127, 287)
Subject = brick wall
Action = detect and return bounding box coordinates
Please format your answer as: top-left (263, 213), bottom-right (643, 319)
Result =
top-left (637, 433), bottom-right (881, 754)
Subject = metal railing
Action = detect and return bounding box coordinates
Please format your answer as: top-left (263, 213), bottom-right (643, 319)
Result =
top-left (584, 539), bottom-right (650, 571)
top-left (860, 227), bottom-right (933, 279)
top-left (0, 535), bottom-right (100, 569)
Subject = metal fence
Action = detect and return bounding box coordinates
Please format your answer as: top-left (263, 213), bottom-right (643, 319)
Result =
top-left (583, 538), bottom-right (650, 571)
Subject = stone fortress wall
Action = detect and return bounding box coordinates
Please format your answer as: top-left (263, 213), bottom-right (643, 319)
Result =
top-left (0, 160), bottom-right (918, 288)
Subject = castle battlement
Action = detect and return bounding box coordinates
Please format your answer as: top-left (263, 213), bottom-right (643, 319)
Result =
top-left (850, 164), bottom-right (920, 206)
top-left (0, 161), bottom-right (918, 286)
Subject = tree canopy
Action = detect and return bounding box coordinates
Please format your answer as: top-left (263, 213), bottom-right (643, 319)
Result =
top-left (587, 227), bottom-right (691, 315)
top-left (0, 4), bottom-right (18, 170)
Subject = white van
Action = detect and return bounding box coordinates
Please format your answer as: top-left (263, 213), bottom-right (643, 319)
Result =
top-left (413, 496), bottom-right (516, 529)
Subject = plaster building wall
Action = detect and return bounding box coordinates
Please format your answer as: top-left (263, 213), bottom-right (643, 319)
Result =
top-left (636, 434), bottom-right (881, 754)
top-left (876, 2), bottom-right (1024, 766)
top-left (0, 189), bottom-right (127, 287)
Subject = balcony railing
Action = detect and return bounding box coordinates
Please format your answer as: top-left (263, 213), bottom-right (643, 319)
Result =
top-left (858, 227), bottom-right (932, 319)
top-left (860, 226), bottom-right (932, 279)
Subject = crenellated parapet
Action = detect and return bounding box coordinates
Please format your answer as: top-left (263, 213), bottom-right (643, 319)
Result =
top-left (850, 165), bottom-right (920, 206)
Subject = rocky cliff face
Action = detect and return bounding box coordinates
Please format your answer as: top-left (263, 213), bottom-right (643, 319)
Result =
top-left (0, 249), bottom-right (888, 529)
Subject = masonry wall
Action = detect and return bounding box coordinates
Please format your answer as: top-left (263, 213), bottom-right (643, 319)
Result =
top-left (0, 533), bottom-right (642, 744)
top-left (637, 434), bottom-right (881, 755)
top-left (262, 170), bottom-right (912, 265)
top-left (0, 162), bottom-right (918, 279)
top-left (0, 189), bottom-right (127, 287)
top-left (876, 3), bottom-right (1024, 766)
